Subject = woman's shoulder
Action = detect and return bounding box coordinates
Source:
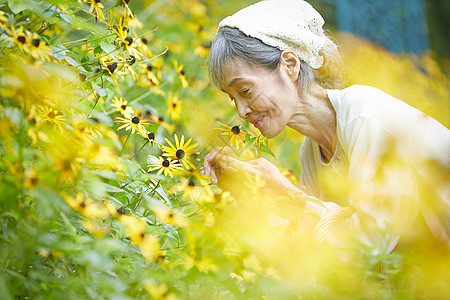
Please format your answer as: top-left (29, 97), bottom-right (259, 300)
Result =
top-left (328, 84), bottom-right (424, 125)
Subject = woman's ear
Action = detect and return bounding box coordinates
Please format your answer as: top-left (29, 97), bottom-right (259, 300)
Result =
top-left (279, 49), bottom-right (300, 83)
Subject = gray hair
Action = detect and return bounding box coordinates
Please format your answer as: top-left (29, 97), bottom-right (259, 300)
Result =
top-left (208, 26), bottom-right (343, 92)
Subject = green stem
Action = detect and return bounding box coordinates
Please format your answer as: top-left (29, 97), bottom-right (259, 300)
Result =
top-left (119, 131), bottom-right (132, 156)
top-left (130, 140), bottom-right (149, 159)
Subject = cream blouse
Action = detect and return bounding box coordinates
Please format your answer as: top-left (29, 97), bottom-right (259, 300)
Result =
top-left (300, 84), bottom-right (450, 252)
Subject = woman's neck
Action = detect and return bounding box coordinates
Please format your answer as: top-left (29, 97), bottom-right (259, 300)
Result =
top-left (287, 84), bottom-right (337, 161)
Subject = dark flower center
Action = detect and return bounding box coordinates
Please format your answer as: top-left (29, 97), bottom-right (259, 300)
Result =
top-left (117, 207), bottom-right (126, 215)
top-left (48, 111), bottom-right (56, 119)
top-left (176, 149), bottom-right (185, 159)
top-left (128, 55), bottom-right (136, 65)
top-left (141, 38), bottom-right (147, 45)
top-left (147, 132), bottom-right (155, 140)
top-left (131, 116), bottom-right (140, 124)
top-left (32, 38), bottom-right (40, 47)
top-left (17, 36), bottom-right (26, 44)
top-left (180, 70), bottom-right (185, 76)
top-left (158, 117), bottom-right (163, 122)
top-left (95, 0), bottom-right (101, 3)
top-left (231, 126), bottom-right (240, 134)
top-left (107, 63), bottom-right (117, 73)
top-left (120, 104), bottom-right (127, 110)
top-left (125, 37), bottom-right (133, 46)
top-left (214, 193), bottom-right (221, 202)
top-left (172, 103), bottom-right (177, 108)
top-left (188, 179), bottom-right (195, 187)
top-left (146, 65), bottom-right (153, 71)
top-left (201, 41), bottom-right (212, 49)
top-left (162, 159), bottom-right (170, 167)
top-left (80, 202), bottom-right (86, 208)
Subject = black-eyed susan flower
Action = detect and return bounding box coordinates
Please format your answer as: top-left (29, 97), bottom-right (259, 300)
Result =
top-left (142, 64), bottom-right (160, 85)
top-left (120, 55), bottom-right (138, 80)
top-left (115, 0), bottom-right (133, 18)
top-left (64, 192), bottom-right (107, 218)
top-left (89, 0), bottom-right (105, 21)
top-left (0, 11), bottom-right (8, 28)
top-left (99, 56), bottom-right (120, 90)
top-left (171, 177), bottom-right (212, 203)
top-left (136, 37), bottom-right (153, 56)
top-left (111, 96), bottom-right (134, 117)
top-left (173, 60), bottom-right (188, 88)
top-left (141, 129), bottom-right (162, 148)
top-left (215, 121), bottom-right (247, 149)
top-left (26, 31), bottom-right (51, 61)
top-left (194, 41), bottom-right (211, 57)
top-left (148, 156), bottom-right (182, 178)
top-left (166, 92), bottom-right (182, 120)
top-left (161, 134), bottom-right (199, 169)
top-left (4, 25), bottom-right (29, 52)
top-left (208, 190), bottom-right (234, 205)
top-left (149, 115), bottom-right (175, 133)
top-left (153, 205), bottom-right (188, 227)
top-left (143, 283), bottom-right (177, 300)
top-left (36, 105), bottom-right (65, 130)
top-left (112, 17), bottom-right (141, 58)
top-left (115, 115), bottom-right (148, 135)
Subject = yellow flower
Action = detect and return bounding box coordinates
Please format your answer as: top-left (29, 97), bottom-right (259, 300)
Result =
top-left (24, 168), bottom-right (39, 190)
top-left (148, 156), bottom-right (182, 178)
top-left (171, 177), bottom-right (211, 203)
top-left (26, 31), bottom-right (51, 61)
top-left (115, 115), bottom-right (148, 135)
top-left (153, 205), bottom-right (188, 227)
top-left (64, 192), bottom-right (107, 218)
top-left (161, 134), bottom-right (199, 169)
top-left (194, 41), bottom-right (211, 57)
top-left (149, 115), bottom-right (175, 133)
top-left (36, 105), bottom-right (65, 130)
top-left (144, 283), bottom-right (177, 300)
top-left (166, 92), bottom-right (182, 120)
top-left (208, 190), bottom-right (234, 205)
top-left (0, 11), bottom-right (8, 28)
top-left (142, 64), bottom-right (160, 85)
top-left (215, 121), bottom-right (248, 149)
top-left (111, 96), bottom-right (134, 117)
top-left (141, 129), bottom-right (162, 148)
top-left (173, 60), bottom-right (188, 88)
top-left (89, 0), bottom-right (105, 21)
top-left (99, 56), bottom-right (120, 90)
top-left (4, 25), bottom-right (29, 52)
top-left (112, 16), bottom-right (141, 58)
top-left (115, 0), bottom-right (133, 18)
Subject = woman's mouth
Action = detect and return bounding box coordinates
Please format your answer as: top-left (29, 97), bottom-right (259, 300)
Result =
top-left (252, 116), bottom-right (264, 128)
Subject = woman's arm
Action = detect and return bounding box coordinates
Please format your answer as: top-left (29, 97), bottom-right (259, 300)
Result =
top-left (202, 146), bottom-right (338, 217)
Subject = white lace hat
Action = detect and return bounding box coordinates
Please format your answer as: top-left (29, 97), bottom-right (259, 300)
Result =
top-left (218, 0), bottom-right (334, 69)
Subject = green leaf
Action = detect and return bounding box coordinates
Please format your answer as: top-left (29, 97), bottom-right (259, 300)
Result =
top-left (100, 41), bottom-right (116, 57)
top-left (7, 0), bottom-right (40, 14)
top-left (94, 45), bottom-right (103, 56)
top-left (93, 85), bottom-right (108, 98)
top-left (260, 144), bottom-right (276, 159)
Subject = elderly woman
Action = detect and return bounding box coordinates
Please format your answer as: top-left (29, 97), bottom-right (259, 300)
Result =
top-left (202, 0), bottom-right (450, 251)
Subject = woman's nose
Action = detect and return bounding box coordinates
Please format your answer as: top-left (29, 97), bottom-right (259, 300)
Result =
top-left (236, 100), bottom-right (251, 119)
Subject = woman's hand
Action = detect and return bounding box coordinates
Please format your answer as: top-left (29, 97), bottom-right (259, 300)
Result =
top-left (202, 146), bottom-right (304, 197)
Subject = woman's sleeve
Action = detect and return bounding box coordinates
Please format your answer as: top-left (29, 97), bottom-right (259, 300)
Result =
top-left (343, 116), bottom-right (420, 253)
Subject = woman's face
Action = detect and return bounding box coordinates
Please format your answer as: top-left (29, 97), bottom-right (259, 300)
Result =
top-left (220, 59), bottom-right (300, 138)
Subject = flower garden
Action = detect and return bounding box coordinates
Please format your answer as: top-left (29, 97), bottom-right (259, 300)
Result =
top-left (0, 0), bottom-right (449, 299)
